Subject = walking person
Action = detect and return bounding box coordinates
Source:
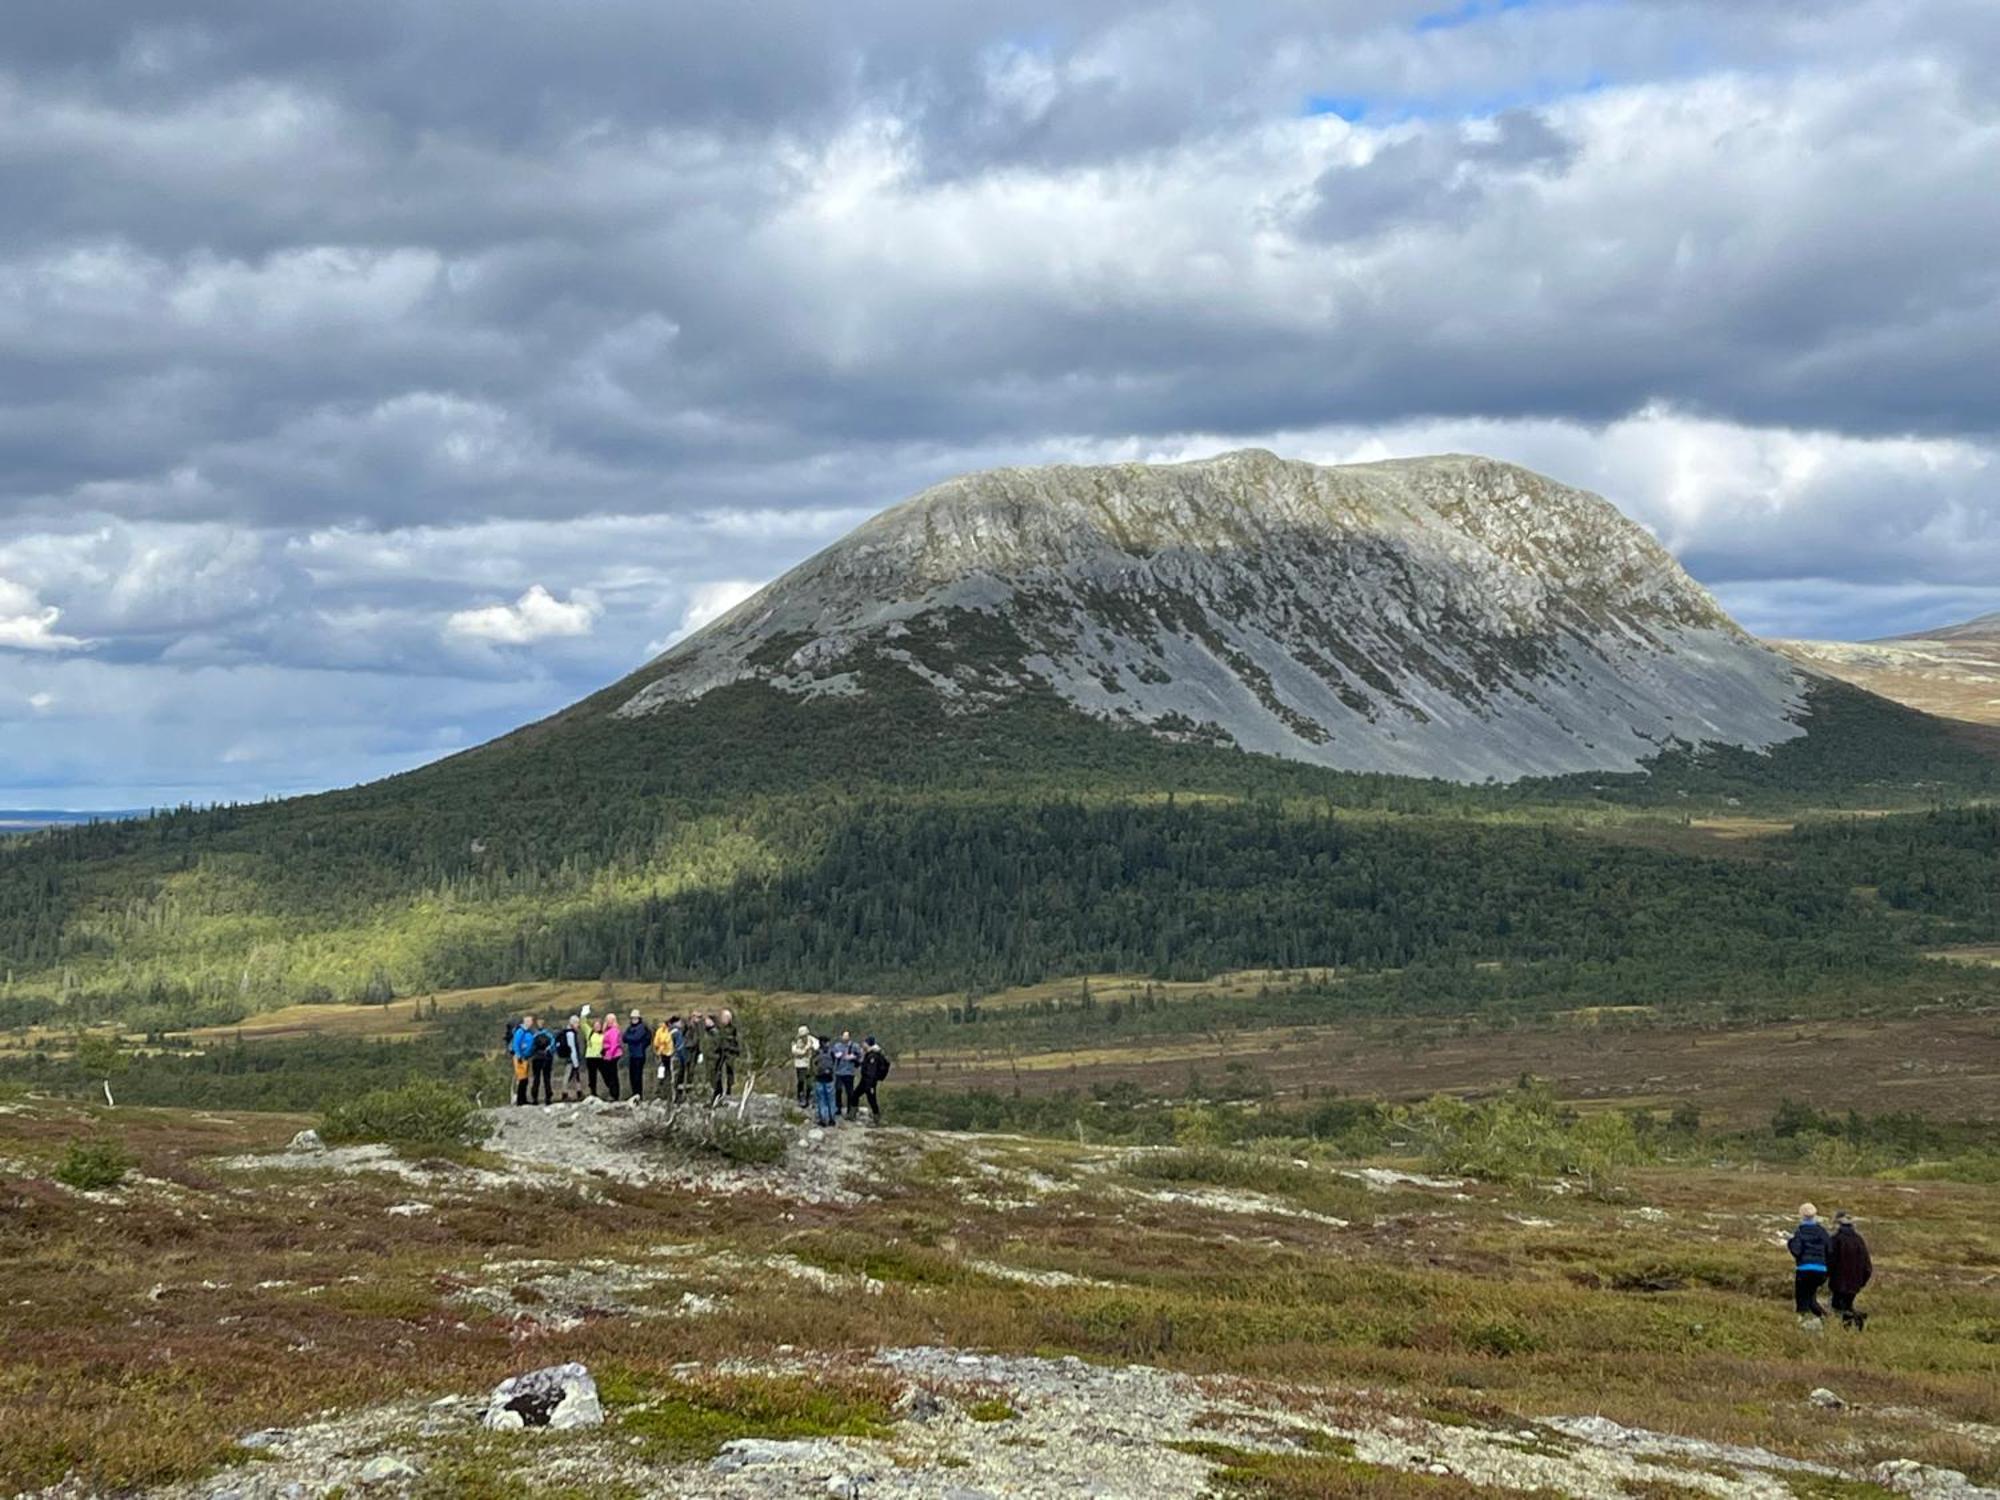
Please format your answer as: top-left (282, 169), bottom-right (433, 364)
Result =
top-left (509, 1014), bottom-right (536, 1106)
top-left (811, 1034), bottom-right (839, 1127)
top-left (832, 1030), bottom-right (863, 1118)
top-left (528, 1016), bottom-right (556, 1106)
top-left (1787, 1201), bottom-right (1832, 1332)
top-left (601, 1012), bottom-right (624, 1101)
top-left (856, 1035), bottom-right (890, 1123)
top-left (790, 1026), bottom-right (816, 1107)
top-left (1828, 1211), bottom-right (1873, 1330)
top-left (584, 1016), bottom-right (606, 1098)
top-left (624, 1008), bottom-right (653, 1102)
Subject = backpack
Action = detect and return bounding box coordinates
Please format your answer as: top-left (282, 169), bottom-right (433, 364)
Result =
top-left (503, 1021), bottom-right (519, 1048)
top-left (814, 1051), bottom-right (836, 1083)
top-left (870, 1050), bottom-right (892, 1079)
top-left (531, 1030), bottom-right (553, 1058)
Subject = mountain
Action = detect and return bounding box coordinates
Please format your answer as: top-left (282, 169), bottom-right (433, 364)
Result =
top-left (1776, 612), bottom-right (2000, 728)
top-left (610, 450), bottom-right (1808, 781)
top-left (4, 450), bottom-right (1995, 1025)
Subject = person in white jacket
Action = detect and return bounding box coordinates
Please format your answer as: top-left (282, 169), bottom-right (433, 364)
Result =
top-left (789, 1025), bottom-right (818, 1107)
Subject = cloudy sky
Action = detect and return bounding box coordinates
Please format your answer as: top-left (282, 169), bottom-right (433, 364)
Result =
top-left (2, 0), bottom-right (1997, 807)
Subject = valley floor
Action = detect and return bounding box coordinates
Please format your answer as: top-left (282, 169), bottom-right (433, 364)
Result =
top-left (4, 1092), bottom-right (1998, 1500)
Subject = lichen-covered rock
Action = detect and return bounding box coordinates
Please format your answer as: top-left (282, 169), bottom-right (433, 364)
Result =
top-left (288, 1129), bottom-right (324, 1152)
top-left (483, 1362), bottom-right (603, 1431)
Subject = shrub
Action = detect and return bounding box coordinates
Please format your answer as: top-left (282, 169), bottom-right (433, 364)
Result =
top-left (625, 1109), bottom-right (787, 1166)
top-left (321, 1078), bottom-right (488, 1150)
top-left (54, 1138), bottom-right (133, 1191)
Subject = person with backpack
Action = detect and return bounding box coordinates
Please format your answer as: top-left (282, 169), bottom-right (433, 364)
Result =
top-left (509, 1014), bottom-right (537, 1106)
top-left (810, 1034), bottom-right (839, 1127)
top-left (1787, 1201), bottom-right (1832, 1332)
top-left (831, 1030), bottom-right (863, 1118)
top-left (856, 1036), bottom-right (891, 1122)
top-left (624, 1008), bottom-right (654, 1101)
top-left (790, 1025), bottom-right (817, 1107)
top-left (1828, 1210), bottom-right (1873, 1330)
top-left (527, 1017), bottom-right (556, 1105)
top-left (559, 1014), bottom-right (585, 1101)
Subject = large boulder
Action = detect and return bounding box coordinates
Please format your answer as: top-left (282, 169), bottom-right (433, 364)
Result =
top-left (483, 1362), bottom-right (603, 1431)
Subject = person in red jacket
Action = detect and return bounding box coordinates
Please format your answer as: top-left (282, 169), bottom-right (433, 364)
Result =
top-left (1828, 1210), bottom-right (1873, 1331)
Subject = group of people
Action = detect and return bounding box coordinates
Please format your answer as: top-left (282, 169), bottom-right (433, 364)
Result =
top-left (788, 1026), bottom-right (891, 1126)
top-left (1786, 1202), bottom-right (1873, 1331)
top-left (506, 1006), bottom-right (744, 1107)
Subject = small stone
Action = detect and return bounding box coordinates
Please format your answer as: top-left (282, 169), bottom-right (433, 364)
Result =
top-left (238, 1430), bottom-right (283, 1450)
top-left (1808, 1387), bottom-right (1845, 1410)
top-left (358, 1454), bottom-right (420, 1485)
top-left (826, 1475), bottom-right (859, 1498)
top-left (288, 1128), bottom-right (325, 1152)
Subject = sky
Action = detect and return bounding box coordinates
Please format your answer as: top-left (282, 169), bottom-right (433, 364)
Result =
top-left (2, 0), bottom-right (1998, 808)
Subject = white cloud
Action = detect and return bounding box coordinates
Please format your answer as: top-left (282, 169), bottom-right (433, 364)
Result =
top-left (0, 577), bottom-right (87, 652)
top-left (679, 579), bottom-right (764, 636)
top-left (444, 584), bottom-right (601, 645)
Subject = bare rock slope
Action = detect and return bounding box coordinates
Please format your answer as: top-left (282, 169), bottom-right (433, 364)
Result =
top-left (619, 450), bottom-right (1807, 781)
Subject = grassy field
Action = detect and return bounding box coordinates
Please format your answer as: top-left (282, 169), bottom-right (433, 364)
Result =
top-left (3, 1091), bottom-right (1996, 1497)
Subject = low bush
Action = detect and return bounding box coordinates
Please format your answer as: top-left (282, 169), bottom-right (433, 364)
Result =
top-left (53, 1138), bottom-right (133, 1191)
top-left (320, 1077), bottom-right (488, 1150)
top-left (624, 1109), bottom-right (787, 1166)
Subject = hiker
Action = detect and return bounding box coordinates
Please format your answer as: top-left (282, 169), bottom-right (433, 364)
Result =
top-left (601, 1012), bottom-right (624, 1101)
top-left (509, 1014), bottom-right (537, 1106)
top-left (528, 1016), bottom-right (556, 1106)
top-left (832, 1029), bottom-right (863, 1118)
top-left (583, 1016), bottom-right (606, 1098)
top-left (790, 1025), bottom-right (817, 1106)
top-left (625, 1008), bottom-right (654, 1101)
top-left (856, 1035), bottom-right (890, 1122)
top-left (1829, 1211), bottom-right (1873, 1330)
top-left (1787, 1201), bottom-right (1832, 1331)
top-left (666, 1014), bottom-right (689, 1101)
top-left (811, 1034), bottom-right (839, 1126)
top-left (710, 1008), bottom-right (741, 1105)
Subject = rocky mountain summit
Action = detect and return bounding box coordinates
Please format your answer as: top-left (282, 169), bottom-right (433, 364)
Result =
top-left (618, 450), bottom-right (1808, 781)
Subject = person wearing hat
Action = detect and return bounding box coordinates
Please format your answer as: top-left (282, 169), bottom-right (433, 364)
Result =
top-left (856, 1035), bottom-right (891, 1123)
top-left (790, 1025), bottom-right (818, 1108)
top-left (1828, 1211), bottom-right (1873, 1330)
top-left (1787, 1202), bottom-right (1832, 1331)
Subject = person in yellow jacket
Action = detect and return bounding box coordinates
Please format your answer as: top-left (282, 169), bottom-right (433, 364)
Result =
top-left (583, 1018), bottom-right (607, 1099)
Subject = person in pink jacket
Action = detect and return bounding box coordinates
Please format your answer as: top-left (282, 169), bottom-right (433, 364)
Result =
top-left (600, 1013), bottom-right (624, 1101)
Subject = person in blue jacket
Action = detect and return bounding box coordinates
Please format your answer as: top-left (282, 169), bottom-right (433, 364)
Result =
top-left (509, 1014), bottom-right (539, 1107)
top-left (1787, 1201), bottom-right (1832, 1331)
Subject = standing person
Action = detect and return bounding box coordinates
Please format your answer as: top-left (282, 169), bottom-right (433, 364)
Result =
top-left (811, 1034), bottom-right (839, 1127)
top-left (831, 1030), bottom-right (863, 1118)
top-left (561, 1014), bottom-right (585, 1101)
top-left (509, 1014), bottom-right (536, 1106)
top-left (856, 1036), bottom-right (890, 1123)
top-left (711, 1008), bottom-right (741, 1105)
top-left (1787, 1202), bottom-right (1832, 1332)
top-left (625, 1008), bottom-right (654, 1102)
top-left (583, 1016), bottom-right (606, 1098)
top-left (790, 1026), bottom-right (817, 1107)
top-left (601, 1012), bottom-right (624, 1101)
top-left (1828, 1211), bottom-right (1873, 1330)
top-left (528, 1016), bottom-right (556, 1106)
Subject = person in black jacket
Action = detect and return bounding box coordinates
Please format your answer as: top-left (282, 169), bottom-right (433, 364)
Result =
top-left (855, 1036), bottom-right (890, 1123)
top-left (1828, 1211), bottom-right (1873, 1330)
top-left (1787, 1201), bottom-right (1832, 1331)
top-left (624, 1009), bottom-right (654, 1101)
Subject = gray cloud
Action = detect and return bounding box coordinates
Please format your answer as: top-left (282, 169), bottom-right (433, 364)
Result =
top-left (0, 0), bottom-right (1996, 799)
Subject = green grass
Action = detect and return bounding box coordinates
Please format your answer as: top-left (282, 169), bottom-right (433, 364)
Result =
top-left (596, 1371), bottom-right (895, 1463)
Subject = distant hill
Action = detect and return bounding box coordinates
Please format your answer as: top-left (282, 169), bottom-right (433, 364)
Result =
top-left (1776, 612), bottom-right (2000, 728)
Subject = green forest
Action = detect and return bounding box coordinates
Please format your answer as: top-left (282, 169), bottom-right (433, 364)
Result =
top-left (1, 670), bottom-right (1995, 1033)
